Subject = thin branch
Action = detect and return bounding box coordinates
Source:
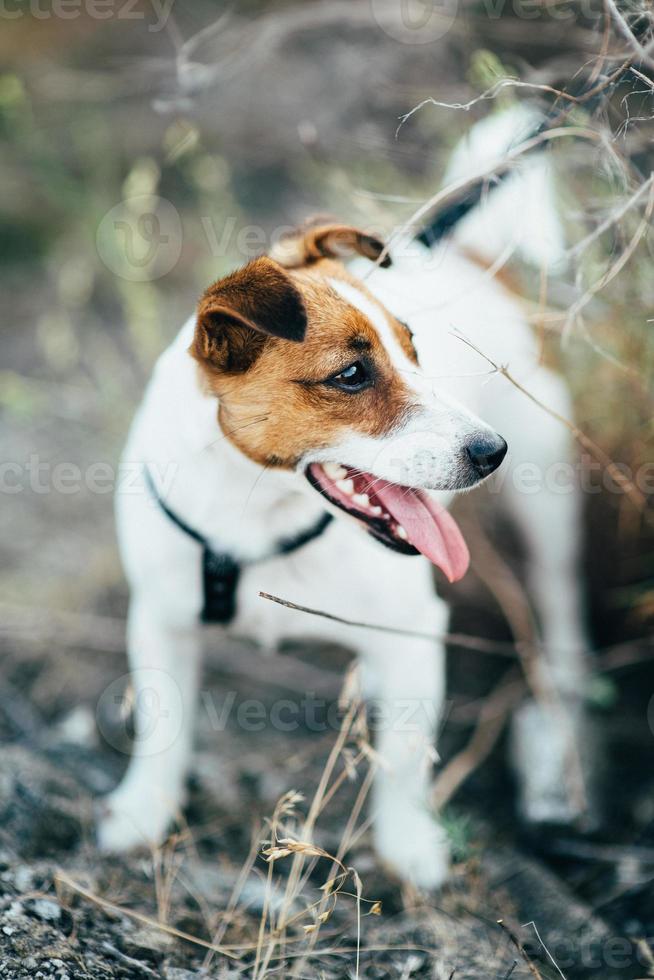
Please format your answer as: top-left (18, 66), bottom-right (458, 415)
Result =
top-left (566, 172), bottom-right (654, 258)
top-left (259, 592), bottom-right (517, 656)
top-left (497, 920), bottom-right (545, 980)
top-left (521, 921), bottom-right (568, 979)
top-left (451, 330), bottom-right (650, 516)
top-left (396, 77), bottom-right (580, 137)
top-left (563, 175), bottom-right (654, 338)
top-left (373, 126), bottom-right (614, 269)
top-left (432, 670), bottom-right (525, 808)
top-left (605, 0), bottom-right (654, 71)
top-left (55, 872), bottom-right (240, 959)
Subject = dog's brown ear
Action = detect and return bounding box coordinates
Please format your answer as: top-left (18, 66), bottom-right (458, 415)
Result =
top-left (270, 222), bottom-right (392, 269)
top-left (191, 257), bottom-right (307, 373)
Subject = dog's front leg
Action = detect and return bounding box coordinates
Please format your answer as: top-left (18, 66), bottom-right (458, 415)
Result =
top-left (97, 595), bottom-right (202, 852)
top-left (361, 607), bottom-right (449, 890)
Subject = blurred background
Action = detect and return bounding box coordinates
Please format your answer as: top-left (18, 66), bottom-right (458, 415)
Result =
top-left (1, 2), bottom-right (654, 978)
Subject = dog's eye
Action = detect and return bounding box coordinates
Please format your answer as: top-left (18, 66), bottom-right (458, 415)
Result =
top-left (328, 361), bottom-right (370, 392)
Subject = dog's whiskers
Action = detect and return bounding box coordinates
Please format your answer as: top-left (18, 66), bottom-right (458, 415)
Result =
top-left (241, 461), bottom-right (273, 517)
top-left (200, 414), bottom-right (270, 454)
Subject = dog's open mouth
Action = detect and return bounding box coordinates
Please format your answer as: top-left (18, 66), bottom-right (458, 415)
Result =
top-left (306, 463), bottom-right (470, 582)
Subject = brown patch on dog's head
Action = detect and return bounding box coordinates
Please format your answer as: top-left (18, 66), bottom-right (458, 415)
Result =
top-left (190, 255), bottom-right (419, 470)
top-left (392, 318), bottom-right (419, 366)
top-left (191, 256), bottom-right (307, 374)
top-left (268, 218), bottom-right (417, 364)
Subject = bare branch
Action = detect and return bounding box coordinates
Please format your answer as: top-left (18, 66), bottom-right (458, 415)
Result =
top-left (451, 330), bottom-right (651, 517)
top-left (259, 591), bottom-right (518, 657)
top-left (605, 0), bottom-right (654, 71)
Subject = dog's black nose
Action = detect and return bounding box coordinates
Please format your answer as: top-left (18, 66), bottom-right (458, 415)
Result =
top-left (466, 434), bottom-right (507, 478)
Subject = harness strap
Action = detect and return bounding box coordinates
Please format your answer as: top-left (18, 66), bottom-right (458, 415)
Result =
top-left (143, 467), bottom-right (205, 545)
top-left (143, 467), bottom-right (332, 624)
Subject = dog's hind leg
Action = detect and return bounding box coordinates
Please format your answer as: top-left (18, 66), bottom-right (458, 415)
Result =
top-left (489, 368), bottom-right (596, 828)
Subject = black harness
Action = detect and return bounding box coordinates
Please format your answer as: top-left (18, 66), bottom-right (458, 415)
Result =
top-left (144, 468), bottom-right (332, 624)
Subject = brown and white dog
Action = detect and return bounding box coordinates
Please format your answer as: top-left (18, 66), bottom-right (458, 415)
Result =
top-left (98, 108), bottom-right (591, 888)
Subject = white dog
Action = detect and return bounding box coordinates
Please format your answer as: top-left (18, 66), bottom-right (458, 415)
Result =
top-left (98, 108), bottom-right (591, 888)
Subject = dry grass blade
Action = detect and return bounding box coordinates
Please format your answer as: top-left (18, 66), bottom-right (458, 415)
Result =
top-left (521, 920), bottom-right (568, 979)
top-left (562, 176), bottom-right (654, 340)
top-left (239, 676), bottom-right (382, 979)
top-left (451, 330), bottom-right (650, 518)
top-left (566, 172), bottom-right (654, 259)
top-left (605, 0), bottom-right (654, 71)
top-left (54, 872), bottom-right (240, 959)
top-left (432, 670), bottom-right (525, 809)
top-left (497, 919), bottom-right (545, 980)
top-left (202, 821), bottom-right (263, 970)
top-left (258, 592), bottom-right (654, 674)
top-left (373, 125), bottom-right (614, 269)
top-left (259, 591), bottom-right (516, 657)
top-left (294, 765), bottom-right (378, 976)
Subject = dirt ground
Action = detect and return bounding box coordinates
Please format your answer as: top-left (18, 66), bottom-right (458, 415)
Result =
top-left (1, 4), bottom-right (654, 978)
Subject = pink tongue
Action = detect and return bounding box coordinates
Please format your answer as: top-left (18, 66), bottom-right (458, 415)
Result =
top-left (373, 481), bottom-right (470, 582)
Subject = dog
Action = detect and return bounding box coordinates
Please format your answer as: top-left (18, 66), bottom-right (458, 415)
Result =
top-left (97, 108), bottom-right (592, 888)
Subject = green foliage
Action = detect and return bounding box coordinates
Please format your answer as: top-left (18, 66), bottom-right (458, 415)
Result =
top-left (440, 807), bottom-right (476, 862)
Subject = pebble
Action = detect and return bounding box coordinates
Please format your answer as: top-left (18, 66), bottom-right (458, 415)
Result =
top-left (29, 899), bottom-right (61, 923)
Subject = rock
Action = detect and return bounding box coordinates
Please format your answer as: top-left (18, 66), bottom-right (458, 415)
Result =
top-left (123, 926), bottom-right (176, 959)
top-left (164, 970), bottom-right (211, 980)
top-left (27, 898), bottom-right (61, 923)
top-left (54, 706), bottom-right (97, 749)
top-left (482, 846), bottom-right (638, 979)
top-left (187, 752), bottom-right (241, 815)
top-left (0, 746), bottom-right (88, 858)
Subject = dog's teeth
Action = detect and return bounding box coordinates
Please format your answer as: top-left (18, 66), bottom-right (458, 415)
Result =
top-left (324, 463), bottom-right (347, 481)
top-left (352, 493), bottom-right (370, 508)
top-left (370, 505), bottom-right (382, 516)
top-left (336, 478), bottom-right (355, 495)
top-left (396, 525), bottom-right (408, 539)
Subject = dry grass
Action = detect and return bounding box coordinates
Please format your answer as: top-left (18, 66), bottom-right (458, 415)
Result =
top-left (55, 672), bottom-right (391, 978)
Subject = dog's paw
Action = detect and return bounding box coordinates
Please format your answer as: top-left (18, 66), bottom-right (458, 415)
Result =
top-left (95, 784), bottom-right (176, 853)
top-left (373, 802), bottom-right (450, 890)
top-left (510, 697), bottom-right (599, 830)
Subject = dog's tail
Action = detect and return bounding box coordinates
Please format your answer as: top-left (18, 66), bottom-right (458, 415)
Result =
top-left (417, 103), bottom-right (567, 271)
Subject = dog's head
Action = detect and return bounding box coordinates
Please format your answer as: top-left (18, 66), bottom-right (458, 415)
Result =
top-left (190, 221), bottom-right (506, 581)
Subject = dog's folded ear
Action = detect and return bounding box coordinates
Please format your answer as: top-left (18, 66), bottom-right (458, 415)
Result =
top-left (191, 256), bottom-right (307, 373)
top-left (270, 221), bottom-right (392, 269)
